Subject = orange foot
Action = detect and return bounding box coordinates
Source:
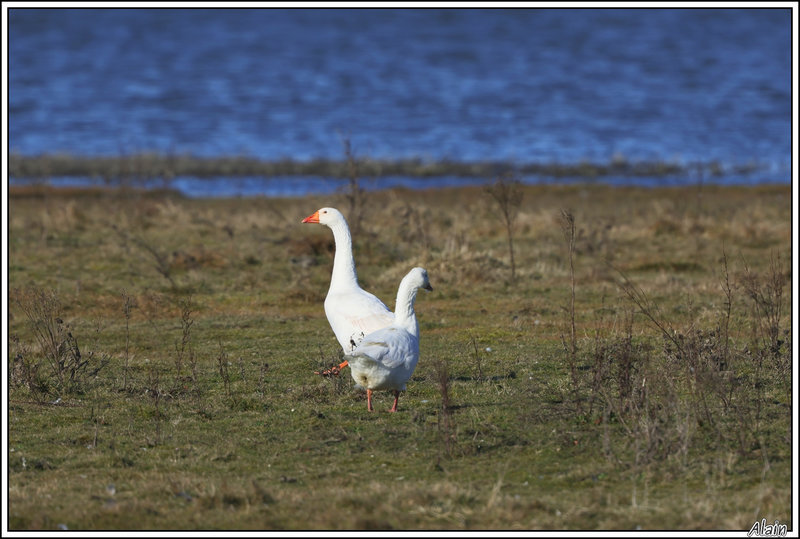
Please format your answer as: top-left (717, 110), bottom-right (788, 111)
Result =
top-left (367, 389), bottom-right (374, 412)
top-left (388, 390), bottom-right (400, 413)
top-left (314, 360), bottom-right (349, 377)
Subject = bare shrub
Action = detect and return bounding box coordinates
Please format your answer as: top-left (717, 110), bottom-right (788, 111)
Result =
top-left (660, 329), bottom-right (729, 427)
top-left (737, 251), bottom-right (790, 453)
top-left (615, 270), bottom-right (721, 432)
top-left (593, 311), bottom-right (697, 469)
top-left (485, 173), bottom-right (523, 282)
top-left (174, 296), bottom-right (197, 387)
top-left (9, 333), bottom-right (48, 400)
top-left (587, 307), bottom-right (640, 418)
top-left (13, 287), bottom-right (108, 395)
top-left (610, 247), bottom-right (791, 462)
top-left (740, 252), bottom-right (787, 362)
top-left (315, 344), bottom-right (349, 395)
top-left (112, 224), bottom-right (176, 288)
top-left (610, 357), bottom-right (693, 467)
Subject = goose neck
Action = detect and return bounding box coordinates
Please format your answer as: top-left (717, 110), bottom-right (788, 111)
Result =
top-left (329, 219), bottom-right (359, 289)
top-left (394, 279), bottom-right (420, 334)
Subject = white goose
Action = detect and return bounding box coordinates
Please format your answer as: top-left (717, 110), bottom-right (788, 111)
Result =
top-left (301, 207), bottom-right (394, 374)
top-left (346, 267), bottom-right (432, 412)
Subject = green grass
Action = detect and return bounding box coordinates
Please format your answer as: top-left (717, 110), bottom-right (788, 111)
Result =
top-left (6, 182), bottom-right (793, 530)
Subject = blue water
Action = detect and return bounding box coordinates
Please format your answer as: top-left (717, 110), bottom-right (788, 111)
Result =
top-left (9, 8), bottom-right (792, 195)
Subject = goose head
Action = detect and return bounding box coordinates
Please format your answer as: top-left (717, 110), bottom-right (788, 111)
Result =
top-left (409, 267), bottom-right (433, 293)
top-left (301, 207), bottom-right (345, 226)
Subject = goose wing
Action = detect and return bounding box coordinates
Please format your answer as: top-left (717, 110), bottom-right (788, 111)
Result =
top-left (325, 289), bottom-right (394, 351)
top-left (347, 326), bottom-right (417, 370)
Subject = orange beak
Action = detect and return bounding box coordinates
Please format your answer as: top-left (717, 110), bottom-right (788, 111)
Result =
top-left (302, 210), bottom-right (320, 224)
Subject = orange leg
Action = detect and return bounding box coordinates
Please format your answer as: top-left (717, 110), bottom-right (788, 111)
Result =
top-left (367, 389), bottom-right (374, 412)
top-left (389, 390), bottom-right (400, 413)
top-left (314, 359), bottom-right (349, 377)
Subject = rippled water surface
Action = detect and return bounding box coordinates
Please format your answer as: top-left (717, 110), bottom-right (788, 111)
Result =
top-left (9, 8), bottom-right (792, 193)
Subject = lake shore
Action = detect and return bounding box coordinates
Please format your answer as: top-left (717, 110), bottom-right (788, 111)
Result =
top-left (10, 151), bottom-right (777, 186)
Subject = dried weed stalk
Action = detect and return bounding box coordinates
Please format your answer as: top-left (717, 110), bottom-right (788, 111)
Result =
top-left (433, 358), bottom-right (456, 460)
top-left (341, 135), bottom-right (365, 237)
top-left (485, 173), bottom-right (522, 282)
top-left (121, 289), bottom-right (136, 391)
top-left (559, 209), bottom-right (579, 406)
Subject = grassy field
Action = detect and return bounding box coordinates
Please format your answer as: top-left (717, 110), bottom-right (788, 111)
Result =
top-left (6, 181), bottom-right (793, 531)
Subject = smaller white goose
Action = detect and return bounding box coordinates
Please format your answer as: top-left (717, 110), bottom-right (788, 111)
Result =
top-left (302, 207), bottom-right (395, 375)
top-left (346, 267), bottom-right (432, 412)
